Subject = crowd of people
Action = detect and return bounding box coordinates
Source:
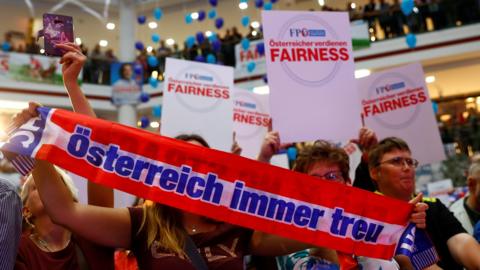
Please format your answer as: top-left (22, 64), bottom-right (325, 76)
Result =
top-left (0, 40), bottom-right (480, 270)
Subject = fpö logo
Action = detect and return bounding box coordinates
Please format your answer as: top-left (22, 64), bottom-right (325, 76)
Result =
top-left (235, 100), bottom-right (256, 109)
top-left (375, 81), bottom-right (406, 95)
top-left (185, 73), bottom-right (214, 82)
top-left (289, 28), bottom-right (326, 38)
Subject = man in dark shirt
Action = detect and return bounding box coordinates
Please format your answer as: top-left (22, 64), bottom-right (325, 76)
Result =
top-left (368, 137), bottom-right (480, 270)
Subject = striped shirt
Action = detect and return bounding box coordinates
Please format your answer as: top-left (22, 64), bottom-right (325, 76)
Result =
top-left (0, 177), bottom-right (22, 270)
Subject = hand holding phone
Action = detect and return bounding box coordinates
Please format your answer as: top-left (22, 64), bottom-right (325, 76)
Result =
top-left (42, 13), bottom-right (74, 56)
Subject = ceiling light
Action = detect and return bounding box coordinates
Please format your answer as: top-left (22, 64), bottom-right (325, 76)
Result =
top-left (166, 38), bottom-right (175, 46)
top-left (239, 2), bottom-right (248, 9)
top-left (466, 97), bottom-right (475, 103)
top-left (191, 12), bottom-right (199, 20)
top-left (318, 0), bottom-right (325, 6)
top-left (355, 69), bottom-right (371, 79)
top-left (106, 22), bottom-right (115, 30)
top-left (425, 75), bottom-right (435, 83)
top-left (75, 37), bottom-right (82, 45)
top-left (150, 121), bottom-right (160, 128)
top-left (350, 2), bottom-right (356, 9)
top-left (205, 31), bottom-right (213, 37)
top-left (251, 21), bottom-right (260, 28)
top-left (148, 21), bottom-right (158, 29)
top-left (151, 70), bottom-right (158, 78)
top-left (40, 48), bottom-right (45, 54)
top-left (147, 46), bottom-right (153, 52)
top-left (253, 85), bottom-right (269, 95)
top-left (99, 40), bottom-right (108, 47)
top-left (252, 30), bottom-right (258, 36)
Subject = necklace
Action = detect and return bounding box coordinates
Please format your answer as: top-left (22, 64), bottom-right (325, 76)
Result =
top-left (30, 234), bottom-right (52, 252)
top-left (29, 233), bottom-right (71, 252)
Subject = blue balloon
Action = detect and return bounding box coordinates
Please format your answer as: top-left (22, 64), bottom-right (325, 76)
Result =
top-left (208, 9), bottom-right (217, 19)
top-left (140, 92), bottom-right (150, 102)
top-left (135, 41), bottom-right (144, 51)
top-left (196, 31), bottom-right (205, 44)
top-left (255, 0), bottom-right (264, 8)
top-left (287, 147), bottom-right (297, 161)
top-left (264, 2), bottom-right (273, 10)
top-left (400, 0), bottom-right (415, 16)
top-left (212, 39), bottom-right (221, 52)
top-left (256, 42), bottom-right (265, 55)
top-left (151, 33), bottom-right (160, 43)
top-left (140, 116), bottom-right (150, 128)
top-left (432, 101), bottom-right (438, 114)
top-left (137, 15), bottom-right (146, 24)
top-left (185, 14), bottom-right (193, 24)
top-left (215, 17), bottom-right (224, 29)
top-left (149, 77), bottom-right (158, 88)
top-left (271, 0), bottom-right (278, 3)
top-left (198, 10), bottom-right (206, 21)
top-left (153, 8), bottom-right (163, 20)
top-left (241, 16), bottom-right (250, 27)
top-left (206, 53), bottom-right (216, 64)
top-left (194, 55), bottom-right (206, 62)
top-left (186, 36), bottom-right (196, 49)
top-left (262, 75), bottom-right (268, 83)
top-left (147, 55), bottom-right (158, 67)
top-left (208, 33), bottom-right (218, 42)
top-left (1, 42), bottom-right (11, 52)
top-left (241, 38), bottom-right (250, 51)
top-left (209, 0), bottom-right (218, 7)
top-left (406, 33), bottom-right (417, 48)
top-left (247, 61), bottom-right (256, 73)
top-left (133, 64), bottom-right (143, 75)
top-left (152, 105), bottom-right (162, 117)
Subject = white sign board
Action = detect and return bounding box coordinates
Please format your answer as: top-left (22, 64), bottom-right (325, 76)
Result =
top-left (161, 58), bottom-right (234, 151)
top-left (357, 63), bottom-right (446, 165)
top-left (262, 11), bottom-right (360, 143)
top-left (233, 88), bottom-right (270, 159)
top-left (427, 179), bottom-right (454, 206)
top-left (234, 39), bottom-right (267, 79)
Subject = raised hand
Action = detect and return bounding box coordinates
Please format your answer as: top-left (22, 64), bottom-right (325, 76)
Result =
top-left (55, 43), bottom-right (86, 90)
top-left (231, 132), bottom-right (242, 156)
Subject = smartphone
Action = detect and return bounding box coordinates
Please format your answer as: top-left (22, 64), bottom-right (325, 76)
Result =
top-left (42, 13), bottom-right (74, 56)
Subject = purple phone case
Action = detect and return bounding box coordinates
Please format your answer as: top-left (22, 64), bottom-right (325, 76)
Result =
top-left (43, 13), bottom-right (74, 56)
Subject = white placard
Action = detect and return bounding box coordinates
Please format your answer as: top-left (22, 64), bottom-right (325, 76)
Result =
top-left (358, 63), bottom-right (446, 165)
top-left (233, 88), bottom-right (270, 159)
top-left (234, 39), bottom-right (267, 79)
top-left (427, 179), bottom-right (454, 206)
top-left (161, 58), bottom-right (234, 151)
top-left (262, 10), bottom-right (360, 143)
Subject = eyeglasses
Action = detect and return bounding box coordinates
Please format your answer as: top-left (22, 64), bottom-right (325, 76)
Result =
top-left (310, 170), bottom-right (345, 182)
top-left (377, 157), bottom-right (419, 168)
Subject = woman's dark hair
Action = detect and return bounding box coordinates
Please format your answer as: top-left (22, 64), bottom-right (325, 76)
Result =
top-left (175, 134), bottom-right (210, 148)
